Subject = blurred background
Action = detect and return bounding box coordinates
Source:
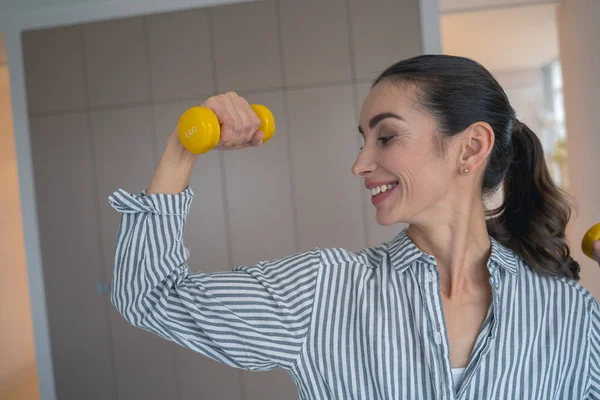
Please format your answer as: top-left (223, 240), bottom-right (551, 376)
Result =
top-left (1, 0), bottom-right (598, 399)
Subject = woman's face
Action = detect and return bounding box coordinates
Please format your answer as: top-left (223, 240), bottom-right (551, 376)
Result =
top-left (352, 81), bottom-right (460, 226)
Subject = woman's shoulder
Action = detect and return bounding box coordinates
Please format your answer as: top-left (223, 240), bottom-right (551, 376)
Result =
top-left (488, 238), bottom-right (599, 318)
top-left (516, 255), bottom-right (600, 315)
top-left (555, 274), bottom-right (600, 313)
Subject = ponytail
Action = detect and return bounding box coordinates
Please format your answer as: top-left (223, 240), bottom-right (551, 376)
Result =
top-left (486, 120), bottom-right (580, 280)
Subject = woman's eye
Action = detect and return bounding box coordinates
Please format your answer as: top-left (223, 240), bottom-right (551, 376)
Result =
top-left (358, 134), bottom-right (396, 151)
top-left (377, 135), bottom-right (395, 145)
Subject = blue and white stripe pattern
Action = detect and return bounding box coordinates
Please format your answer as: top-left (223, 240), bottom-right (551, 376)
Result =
top-left (108, 186), bottom-right (600, 399)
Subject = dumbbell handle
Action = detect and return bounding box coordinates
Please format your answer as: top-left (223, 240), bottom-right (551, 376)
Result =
top-left (178, 104), bottom-right (275, 154)
top-left (582, 223), bottom-right (600, 260)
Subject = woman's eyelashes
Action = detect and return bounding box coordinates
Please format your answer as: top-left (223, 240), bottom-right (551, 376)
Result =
top-left (377, 135), bottom-right (396, 145)
top-left (358, 132), bottom-right (399, 150)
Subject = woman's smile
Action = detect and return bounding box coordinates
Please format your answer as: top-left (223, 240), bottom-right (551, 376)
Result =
top-left (366, 180), bottom-right (399, 206)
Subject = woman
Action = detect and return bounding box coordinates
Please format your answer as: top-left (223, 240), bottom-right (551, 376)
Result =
top-left (108, 55), bottom-right (600, 399)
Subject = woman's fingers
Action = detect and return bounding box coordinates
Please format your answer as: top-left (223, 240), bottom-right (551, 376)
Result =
top-left (202, 92), bottom-right (262, 150)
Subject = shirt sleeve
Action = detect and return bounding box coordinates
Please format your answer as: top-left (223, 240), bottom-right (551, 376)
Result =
top-left (107, 186), bottom-right (321, 372)
top-left (587, 297), bottom-right (600, 399)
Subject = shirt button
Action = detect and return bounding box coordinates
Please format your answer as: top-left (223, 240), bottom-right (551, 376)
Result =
top-left (434, 331), bottom-right (442, 345)
top-left (489, 277), bottom-right (500, 290)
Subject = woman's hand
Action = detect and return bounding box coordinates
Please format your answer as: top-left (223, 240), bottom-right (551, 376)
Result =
top-left (146, 92), bottom-right (262, 194)
top-left (204, 92), bottom-right (264, 150)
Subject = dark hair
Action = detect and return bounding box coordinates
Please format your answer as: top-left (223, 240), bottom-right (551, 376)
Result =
top-left (373, 54), bottom-right (579, 281)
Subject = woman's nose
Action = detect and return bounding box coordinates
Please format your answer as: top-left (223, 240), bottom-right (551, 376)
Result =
top-left (352, 149), bottom-right (377, 178)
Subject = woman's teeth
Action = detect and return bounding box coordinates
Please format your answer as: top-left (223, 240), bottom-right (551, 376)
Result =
top-left (371, 183), bottom-right (398, 196)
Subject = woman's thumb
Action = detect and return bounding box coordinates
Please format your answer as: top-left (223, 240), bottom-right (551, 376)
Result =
top-left (251, 130), bottom-right (264, 146)
top-left (593, 240), bottom-right (600, 263)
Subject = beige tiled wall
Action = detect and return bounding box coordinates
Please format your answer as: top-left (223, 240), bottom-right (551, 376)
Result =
top-left (22, 0), bottom-right (422, 398)
top-left (22, 27), bottom-right (86, 114)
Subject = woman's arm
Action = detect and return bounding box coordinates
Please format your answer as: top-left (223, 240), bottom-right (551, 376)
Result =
top-left (108, 187), bottom-right (320, 371)
top-left (145, 126), bottom-right (198, 195)
top-left (108, 92), bottom-right (319, 371)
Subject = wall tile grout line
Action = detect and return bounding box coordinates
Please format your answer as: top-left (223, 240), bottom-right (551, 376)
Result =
top-left (141, 15), bottom-right (184, 400)
top-left (142, 16), bottom-right (160, 171)
top-left (27, 78), bottom-right (376, 119)
top-left (206, 7), bottom-right (247, 400)
top-left (276, 0), bottom-right (301, 256)
top-left (344, 0), bottom-right (370, 250)
top-left (78, 23), bottom-right (121, 400)
top-left (208, 6), bottom-right (232, 283)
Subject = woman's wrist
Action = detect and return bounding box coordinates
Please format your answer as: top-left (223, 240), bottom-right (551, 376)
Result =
top-left (146, 130), bottom-right (199, 194)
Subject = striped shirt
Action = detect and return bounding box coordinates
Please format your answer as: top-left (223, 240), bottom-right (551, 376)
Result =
top-left (108, 186), bottom-right (600, 399)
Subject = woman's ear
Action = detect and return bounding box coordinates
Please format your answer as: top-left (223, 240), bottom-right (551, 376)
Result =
top-left (458, 121), bottom-right (495, 173)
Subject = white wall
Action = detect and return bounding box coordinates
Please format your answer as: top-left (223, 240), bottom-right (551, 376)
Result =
top-left (557, 0), bottom-right (600, 298)
top-left (440, 3), bottom-right (558, 71)
top-left (439, 0), bottom-right (560, 14)
top-left (493, 68), bottom-right (545, 144)
top-left (440, 1), bottom-right (558, 170)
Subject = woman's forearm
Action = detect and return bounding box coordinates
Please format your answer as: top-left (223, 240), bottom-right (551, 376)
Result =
top-left (146, 129), bottom-right (199, 195)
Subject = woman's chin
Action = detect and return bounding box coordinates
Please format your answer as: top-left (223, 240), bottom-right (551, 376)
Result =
top-left (375, 209), bottom-right (403, 226)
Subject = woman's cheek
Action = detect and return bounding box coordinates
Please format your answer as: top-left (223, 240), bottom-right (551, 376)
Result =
top-left (382, 145), bottom-right (410, 173)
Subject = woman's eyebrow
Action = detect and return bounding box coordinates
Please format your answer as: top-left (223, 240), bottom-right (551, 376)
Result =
top-left (358, 112), bottom-right (405, 135)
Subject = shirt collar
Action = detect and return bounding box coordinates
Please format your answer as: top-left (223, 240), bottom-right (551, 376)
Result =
top-left (386, 228), bottom-right (520, 276)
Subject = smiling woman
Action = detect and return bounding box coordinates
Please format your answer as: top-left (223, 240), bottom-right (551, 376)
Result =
top-left (109, 55), bottom-right (600, 399)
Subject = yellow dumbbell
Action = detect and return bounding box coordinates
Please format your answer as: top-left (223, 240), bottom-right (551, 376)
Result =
top-left (177, 104), bottom-right (275, 154)
top-left (582, 223), bottom-right (600, 260)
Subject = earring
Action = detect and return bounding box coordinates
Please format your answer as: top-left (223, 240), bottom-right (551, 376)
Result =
top-left (463, 168), bottom-right (469, 174)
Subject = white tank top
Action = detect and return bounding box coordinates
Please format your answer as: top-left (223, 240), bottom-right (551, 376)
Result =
top-left (451, 367), bottom-right (466, 392)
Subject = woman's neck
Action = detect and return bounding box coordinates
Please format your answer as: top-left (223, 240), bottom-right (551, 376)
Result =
top-left (406, 196), bottom-right (492, 300)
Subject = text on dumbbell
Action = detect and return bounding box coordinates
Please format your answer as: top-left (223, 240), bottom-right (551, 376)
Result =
top-left (185, 126), bottom-right (197, 139)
